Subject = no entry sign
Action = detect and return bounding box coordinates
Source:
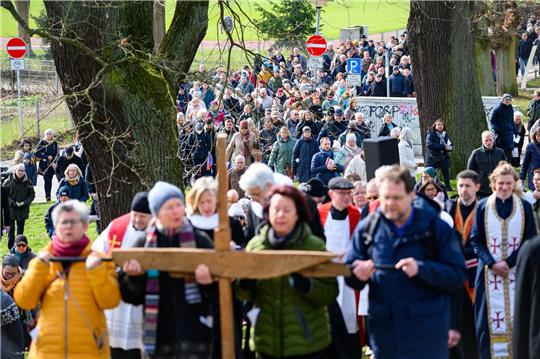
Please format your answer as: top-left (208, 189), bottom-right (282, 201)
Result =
top-left (306, 35), bottom-right (327, 57)
top-left (6, 37), bottom-right (27, 59)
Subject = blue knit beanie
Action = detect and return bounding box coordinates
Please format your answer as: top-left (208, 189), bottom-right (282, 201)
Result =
top-left (148, 181), bottom-right (184, 216)
top-left (423, 167), bottom-right (437, 179)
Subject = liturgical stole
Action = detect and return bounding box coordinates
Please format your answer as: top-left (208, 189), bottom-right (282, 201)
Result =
top-left (484, 194), bottom-right (524, 359)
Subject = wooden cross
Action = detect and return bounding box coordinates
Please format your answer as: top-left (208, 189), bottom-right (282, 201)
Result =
top-left (112, 133), bottom-right (349, 359)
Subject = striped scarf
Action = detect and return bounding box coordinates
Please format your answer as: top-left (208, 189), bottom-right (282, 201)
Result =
top-left (142, 219), bottom-right (201, 354)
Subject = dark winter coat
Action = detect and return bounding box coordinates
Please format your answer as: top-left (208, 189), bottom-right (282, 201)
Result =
top-left (403, 75), bottom-right (415, 96)
top-left (35, 140), bottom-right (58, 173)
top-left (311, 150), bottom-right (344, 185)
top-left (237, 223), bottom-right (337, 357)
top-left (467, 146), bottom-right (506, 197)
top-left (0, 289), bottom-right (25, 359)
top-left (389, 72), bottom-right (406, 97)
top-left (120, 225), bottom-right (216, 351)
top-left (345, 196), bottom-right (466, 359)
top-left (188, 129), bottom-right (215, 165)
top-left (9, 247), bottom-right (36, 271)
top-left (22, 153), bottom-right (37, 186)
top-left (56, 177), bottom-right (90, 202)
top-left (520, 140), bottom-right (540, 191)
top-left (527, 99), bottom-right (540, 127)
top-left (295, 120), bottom-right (320, 139)
top-left (292, 136), bottom-right (319, 183)
top-left (490, 102), bottom-right (514, 151)
top-left (1, 186), bottom-right (11, 230)
top-left (425, 130), bottom-right (451, 169)
top-left (268, 136), bottom-right (296, 175)
top-left (368, 80), bottom-right (387, 97)
top-left (2, 174), bottom-right (35, 221)
top-left (317, 121), bottom-right (348, 144)
top-left (378, 122), bottom-right (398, 137)
top-left (55, 154), bottom-right (84, 180)
top-left (45, 201), bottom-right (60, 238)
top-left (518, 38), bottom-right (533, 59)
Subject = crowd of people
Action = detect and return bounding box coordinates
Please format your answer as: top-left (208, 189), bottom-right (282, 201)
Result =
top-left (1, 24), bottom-right (540, 359)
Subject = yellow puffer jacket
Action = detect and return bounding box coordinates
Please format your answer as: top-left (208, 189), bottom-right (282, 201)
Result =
top-left (14, 242), bottom-right (120, 359)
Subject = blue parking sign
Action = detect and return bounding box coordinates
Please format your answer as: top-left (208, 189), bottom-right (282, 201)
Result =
top-left (346, 58), bottom-right (362, 74)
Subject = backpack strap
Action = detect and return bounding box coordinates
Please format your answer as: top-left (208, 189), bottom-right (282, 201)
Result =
top-left (361, 211), bottom-right (380, 250)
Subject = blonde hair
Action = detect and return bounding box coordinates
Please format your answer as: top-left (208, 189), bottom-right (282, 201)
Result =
top-left (64, 163), bottom-right (82, 179)
top-left (489, 161), bottom-right (523, 197)
top-left (186, 177), bottom-right (218, 215)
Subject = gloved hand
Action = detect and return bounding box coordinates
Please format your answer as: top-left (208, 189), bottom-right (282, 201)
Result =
top-left (16, 201), bottom-right (24, 207)
top-left (289, 273), bottom-right (312, 294)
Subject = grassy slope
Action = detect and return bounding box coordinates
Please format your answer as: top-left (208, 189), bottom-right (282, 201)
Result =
top-left (0, 201), bottom-right (98, 257)
top-left (0, 0), bottom-right (410, 40)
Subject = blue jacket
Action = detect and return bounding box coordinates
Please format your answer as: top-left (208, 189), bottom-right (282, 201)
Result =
top-left (520, 140), bottom-right (540, 190)
top-left (345, 196), bottom-right (466, 359)
top-left (292, 136), bottom-right (319, 183)
top-left (57, 178), bottom-right (89, 202)
top-left (35, 140), bottom-right (58, 172)
top-left (425, 130), bottom-right (450, 168)
top-left (490, 102), bottom-right (514, 151)
top-left (310, 150), bottom-right (343, 185)
top-left (389, 73), bottom-right (405, 97)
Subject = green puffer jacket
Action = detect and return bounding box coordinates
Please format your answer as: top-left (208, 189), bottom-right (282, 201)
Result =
top-left (237, 223), bottom-right (338, 357)
top-left (268, 136), bottom-right (296, 175)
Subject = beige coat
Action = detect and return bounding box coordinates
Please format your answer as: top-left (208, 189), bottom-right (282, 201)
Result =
top-left (226, 132), bottom-right (257, 165)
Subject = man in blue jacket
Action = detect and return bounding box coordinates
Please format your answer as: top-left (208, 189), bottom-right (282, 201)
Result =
top-left (311, 137), bottom-right (344, 185)
top-left (292, 127), bottom-right (319, 183)
top-left (345, 165), bottom-right (466, 359)
top-left (490, 94), bottom-right (514, 160)
top-left (389, 66), bottom-right (406, 97)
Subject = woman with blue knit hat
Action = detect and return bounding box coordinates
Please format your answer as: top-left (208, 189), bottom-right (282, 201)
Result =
top-left (120, 181), bottom-right (216, 359)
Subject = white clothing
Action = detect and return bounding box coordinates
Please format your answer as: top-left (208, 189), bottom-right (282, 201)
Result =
top-left (344, 154), bottom-right (367, 181)
top-left (398, 141), bottom-right (416, 177)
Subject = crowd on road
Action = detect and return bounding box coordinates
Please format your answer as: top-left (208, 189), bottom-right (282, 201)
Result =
top-left (2, 19), bottom-right (540, 359)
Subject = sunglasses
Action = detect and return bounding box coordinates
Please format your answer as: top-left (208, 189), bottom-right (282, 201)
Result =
top-left (367, 195), bottom-right (379, 201)
top-left (16, 243), bottom-right (27, 248)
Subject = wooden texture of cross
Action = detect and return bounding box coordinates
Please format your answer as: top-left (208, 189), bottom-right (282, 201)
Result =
top-left (112, 133), bottom-right (349, 359)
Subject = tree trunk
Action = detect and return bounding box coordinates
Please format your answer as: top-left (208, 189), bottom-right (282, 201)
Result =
top-left (14, 0), bottom-right (33, 56)
top-left (495, 36), bottom-right (519, 96)
top-left (43, 1), bottom-right (208, 228)
top-left (408, 1), bottom-right (486, 175)
top-left (153, 0), bottom-right (166, 51)
top-left (476, 42), bottom-right (496, 96)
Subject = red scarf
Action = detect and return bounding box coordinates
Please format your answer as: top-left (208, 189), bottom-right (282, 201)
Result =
top-left (51, 235), bottom-right (90, 257)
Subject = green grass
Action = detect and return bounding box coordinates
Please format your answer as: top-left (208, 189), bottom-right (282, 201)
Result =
top-left (0, 0), bottom-right (410, 41)
top-left (0, 201), bottom-right (98, 257)
top-left (526, 76), bottom-right (540, 88)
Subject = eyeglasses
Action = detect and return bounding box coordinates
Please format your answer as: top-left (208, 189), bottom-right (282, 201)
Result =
top-left (59, 219), bottom-right (82, 227)
top-left (16, 243), bottom-right (27, 248)
top-left (367, 195), bottom-right (379, 201)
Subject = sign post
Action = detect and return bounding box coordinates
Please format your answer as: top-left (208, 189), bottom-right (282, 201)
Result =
top-left (6, 37), bottom-right (27, 138)
top-left (346, 58), bottom-right (363, 86)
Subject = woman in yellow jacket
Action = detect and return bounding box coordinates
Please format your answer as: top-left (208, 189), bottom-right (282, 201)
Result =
top-left (14, 200), bottom-right (120, 359)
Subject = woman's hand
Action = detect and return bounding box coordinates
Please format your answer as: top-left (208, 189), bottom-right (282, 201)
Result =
top-left (122, 259), bottom-right (145, 276)
top-left (195, 264), bottom-right (213, 285)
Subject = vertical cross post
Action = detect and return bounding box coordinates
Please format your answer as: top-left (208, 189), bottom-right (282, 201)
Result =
top-left (214, 133), bottom-right (236, 359)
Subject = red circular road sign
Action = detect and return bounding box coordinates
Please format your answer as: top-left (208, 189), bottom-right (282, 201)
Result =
top-left (306, 35), bottom-right (327, 57)
top-left (6, 37), bottom-right (27, 59)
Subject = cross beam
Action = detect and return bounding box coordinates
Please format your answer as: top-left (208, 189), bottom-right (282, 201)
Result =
top-left (112, 133), bottom-right (348, 359)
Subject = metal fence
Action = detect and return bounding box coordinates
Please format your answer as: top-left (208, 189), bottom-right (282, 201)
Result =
top-left (1, 58), bottom-right (61, 94)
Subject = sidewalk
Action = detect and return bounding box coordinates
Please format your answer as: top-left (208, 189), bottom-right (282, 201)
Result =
top-left (1, 159), bottom-right (59, 204)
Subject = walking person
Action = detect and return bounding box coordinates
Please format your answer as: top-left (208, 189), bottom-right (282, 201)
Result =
top-left (346, 165), bottom-right (466, 359)
top-left (425, 119), bottom-right (453, 190)
top-left (56, 164), bottom-right (90, 202)
top-left (268, 127), bottom-right (296, 178)
top-left (292, 126), bottom-right (319, 183)
top-left (14, 200), bottom-right (121, 358)
top-left (35, 129), bottom-right (58, 202)
top-left (490, 94), bottom-right (514, 161)
top-left (2, 164), bottom-right (35, 250)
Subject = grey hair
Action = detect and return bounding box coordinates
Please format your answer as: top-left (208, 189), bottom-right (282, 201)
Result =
top-left (481, 130), bottom-right (494, 140)
top-left (52, 200), bottom-right (90, 226)
top-left (400, 127), bottom-right (414, 147)
top-left (514, 111), bottom-right (523, 119)
top-left (390, 127), bottom-right (401, 138)
top-left (235, 154), bottom-right (246, 163)
top-left (346, 133), bottom-right (357, 144)
top-left (239, 163), bottom-right (275, 191)
top-left (44, 128), bottom-right (55, 136)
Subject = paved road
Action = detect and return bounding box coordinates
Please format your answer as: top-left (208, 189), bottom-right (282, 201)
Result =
top-left (1, 160), bottom-right (59, 204)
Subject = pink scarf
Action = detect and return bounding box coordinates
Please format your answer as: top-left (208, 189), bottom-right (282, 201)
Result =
top-left (51, 235), bottom-right (90, 257)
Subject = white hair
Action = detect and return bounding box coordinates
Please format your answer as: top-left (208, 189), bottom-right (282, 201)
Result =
top-left (346, 133), bottom-right (357, 144)
top-left (399, 127), bottom-right (414, 147)
top-left (239, 163), bottom-right (275, 191)
top-left (235, 155), bottom-right (246, 163)
top-left (354, 112), bottom-right (364, 120)
top-left (390, 127), bottom-right (401, 138)
top-left (52, 200), bottom-right (90, 226)
top-left (514, 111), bottom-right (523, 119)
